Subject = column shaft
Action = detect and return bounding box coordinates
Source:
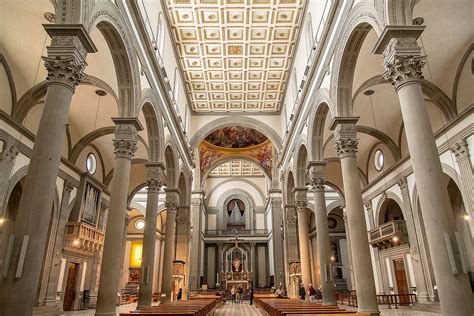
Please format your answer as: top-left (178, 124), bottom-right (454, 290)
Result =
top-left (331, 118), bottom-right (379, 315)
top-left (161, 189), bottom-right (179, 303)
top-left (0, 24), bottom-right (96, 316)
top-left (95, 120), bottom-right (140, 316)
top-left (189, 194), bottom-right (203, 290)
top-left (270, 193), bottom-right (285, 287)
top-left (296, 207), bottom-right (312, 290)
top-left (138, 166), bottom-right (163, 309)
top-left (310, 165), bottom-right (336, 305)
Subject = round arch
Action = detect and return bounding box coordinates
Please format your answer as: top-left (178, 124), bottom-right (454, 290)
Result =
top-left (216, 189), bottom-right (256, 231)
top-left (139, 89), bottom-right (166, 163)
top-left (87, 1), bottom-right (141, 117)
top-left (294, 141), bottom-right (309, 187)
top-left (164, 143), bottom-right (179, 188)
top-left (307, 89), bottom-right (334, 161)
top-left (330, 2), bottom-right (383, 117)
top-left (374, 191), bottom-right (405, 226)
top-left (189, 116), bottom-right (282, 151)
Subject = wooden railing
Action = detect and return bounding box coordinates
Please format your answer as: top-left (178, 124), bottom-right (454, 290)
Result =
top-left (63, 222), bottom-right (105, 255)
top-left (338, 292), bottom-right (417, 309)
top-left (368, 220), bottom-right (408, 249)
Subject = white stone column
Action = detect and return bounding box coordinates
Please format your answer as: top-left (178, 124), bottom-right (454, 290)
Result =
top-left (294, 187), bottom-right (312, 291)
top-left (160, 189), bottom-right (179, 303)
top-left (95, 118), bottom-right (142, 316)
top-left (308, 161), bottom-right (337, 305)
top-left (0, 25), bottom-right (96, 316)
top-left (397, 177), bottom-right (430, 302)
top-left (330, 117), bottom-right (379, 315)
top-left (137, 163), bottom-right (164, 309)
top-left (375, 28), bottom-right (473, 315)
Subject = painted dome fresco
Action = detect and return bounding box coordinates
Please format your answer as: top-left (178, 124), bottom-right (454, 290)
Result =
top-left (204, 126), bottom-right (268, 149)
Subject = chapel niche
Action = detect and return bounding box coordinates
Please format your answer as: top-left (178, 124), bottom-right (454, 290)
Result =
top-left (226, 198), bottom-right (246, 229)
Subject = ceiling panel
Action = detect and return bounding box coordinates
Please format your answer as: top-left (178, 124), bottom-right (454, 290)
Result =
top-left (164, 0), bottom-right (305, 113)
top-left (209, 159), bottom-right (265, 176)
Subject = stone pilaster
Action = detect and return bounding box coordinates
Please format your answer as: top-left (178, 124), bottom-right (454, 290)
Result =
top-left (96, 119), bottom-right (141, 316)
top-left (342, 208), bottom-right (355, 291)
top-left (450, 140), bottom-right (473, 221)
top-left (269, 191), bottom-right (285, 287)
top-left (374, 26), bottom-right (473, 315)
top-left (137, 162), bottom-right (164, 309)
top-left (397, 177), bottom-right (431, 302)
top-left (0, 140), bottom-right (19, 216)
top-left (308, 161), bottom-right (337, 305)
top-left (330, 117), bottom-right (379, 315)
top-left (189, 191), bottom-right (204, 290)
top-left (42, 180), bottom-right (75, 309)
top-left (161, 188), bottom-right (179, 303)
top-left (0, 25), bottom-right (96, 316)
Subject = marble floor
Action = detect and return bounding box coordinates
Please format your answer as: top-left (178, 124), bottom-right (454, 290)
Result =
top-left (63, 302), bottom-right (442, 316)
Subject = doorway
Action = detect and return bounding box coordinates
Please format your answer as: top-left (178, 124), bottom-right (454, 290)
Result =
top-left (393, 258), bottom-right (409, 304)
top-left (63, 262), bottom-right (79, 311)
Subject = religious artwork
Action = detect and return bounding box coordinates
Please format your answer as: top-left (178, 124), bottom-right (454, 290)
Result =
top-left (128, 268), bottom-right (141, 283)
top-left (249, 143), bottom-right (273, 173)
top-left (199, 138), bottom-right (273, 177)
top-left (205, 127), bottom-right (268, 148)
top-left (199, 144), bottom-right (223, 174)
top-left (232, 257), bottom-right (242, 272)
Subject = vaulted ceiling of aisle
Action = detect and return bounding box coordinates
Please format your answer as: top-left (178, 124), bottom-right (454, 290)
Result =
top-left (163, 0), bottom-right (306, 113)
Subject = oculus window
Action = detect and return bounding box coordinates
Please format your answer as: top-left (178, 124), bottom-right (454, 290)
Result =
top-left (135, 218), bottom-right (145, 230)
top-left (86, 153), bottom-right (97, 175)
top-left (374, 149), bottom-right (384, 171)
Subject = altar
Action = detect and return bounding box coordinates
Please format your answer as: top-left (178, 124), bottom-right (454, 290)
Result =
top-left (219, 271), bottom-right (253, 292)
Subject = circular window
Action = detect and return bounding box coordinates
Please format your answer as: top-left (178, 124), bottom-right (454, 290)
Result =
top-left (135, 219), bottom-right (145, 230)
top-left (86, 153), bottom-right (97, 175)
top-left (374, 149), bottom-right (384, 171)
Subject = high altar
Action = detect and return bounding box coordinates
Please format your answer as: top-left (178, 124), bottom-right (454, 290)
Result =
top-left (219, 256), bottom-right (253, 291)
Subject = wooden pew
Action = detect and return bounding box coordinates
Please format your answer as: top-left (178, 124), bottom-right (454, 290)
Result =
top-left (119, 297), bottom-right (222, 316)
top-left (255, 298), bottom-right (360, 316)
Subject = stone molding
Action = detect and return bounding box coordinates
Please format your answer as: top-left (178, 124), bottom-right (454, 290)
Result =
top-left (450, 139), bottom-right (469, 161)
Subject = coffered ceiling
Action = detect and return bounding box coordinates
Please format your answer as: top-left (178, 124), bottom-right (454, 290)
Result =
top-left (164, 0), bottom-right (305, 113)
top-left (209, 159), bottom-right (265, 176)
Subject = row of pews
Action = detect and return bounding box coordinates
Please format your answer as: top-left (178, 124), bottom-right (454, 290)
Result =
top-left (254, 295), bottom-right (368, 316)
top-left (119, 296), bottom-right (223, 316)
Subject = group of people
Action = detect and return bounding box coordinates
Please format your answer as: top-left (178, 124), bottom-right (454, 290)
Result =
top-left (230, 285), bottom-right (254, 304)
top-left (299, 283), bottom-right (320, 302)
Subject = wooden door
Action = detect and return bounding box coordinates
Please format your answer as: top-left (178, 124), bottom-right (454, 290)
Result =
top-left (393, 258), bottom-right (409, 304)
top-left (63, 263), bottom-right (78, 311)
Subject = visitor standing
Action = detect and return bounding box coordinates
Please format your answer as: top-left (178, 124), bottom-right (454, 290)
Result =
top-left (308, 283), bottom-right (316, 302)
top-left (238, 286), bottom-right (243, 303)
top-left (231, 286), bottom-right (236, 303)
top-left (299, 283), bottom-right (306, 300)
top-left (177, 288), bottom-right (182, 301)
top-left (249, 288), bottom-right (254, 305)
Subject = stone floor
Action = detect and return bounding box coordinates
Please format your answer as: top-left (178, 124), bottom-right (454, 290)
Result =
top-left (63, 302), bottom-right (442, 315)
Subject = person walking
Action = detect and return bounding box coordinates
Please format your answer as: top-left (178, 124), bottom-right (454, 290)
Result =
top-left (249, 288), bottom-right (254, 305)
top-left (299, 283), bottom-right (306, 300)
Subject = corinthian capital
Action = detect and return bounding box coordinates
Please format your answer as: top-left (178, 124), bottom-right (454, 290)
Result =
top-left (146, 178), bottom-right (163, 193)
top-left (330, 117), bottom-right (359, 158)
top-left (112, 118), bottom-right (143, 160)
top-left (42, 24), bottom-right (97, 91)
top-left (113, 138), bottom-right (138, 160)
top-left (372, 26), bottom-right (426, 91)
top-left (397, 177), bottom-right (408, 192)
top-left (450, 139), bottom-right (469, 161)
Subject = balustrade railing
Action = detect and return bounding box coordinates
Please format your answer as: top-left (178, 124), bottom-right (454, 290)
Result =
top-left (205, 229), bottom-right (269, 236)
top-left (368, 220), bottom-right (408, 249)
top-left (63, 221), bottom-right (105, 255)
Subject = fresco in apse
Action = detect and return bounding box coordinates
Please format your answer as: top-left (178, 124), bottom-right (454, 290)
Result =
top-left (204, 127), bottom-right (268, 149)
top-left (199, 139), bottom-right (273, 177)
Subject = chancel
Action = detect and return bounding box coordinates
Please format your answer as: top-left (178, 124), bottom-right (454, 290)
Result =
top-left (0, 1), bottom-right (473, 316)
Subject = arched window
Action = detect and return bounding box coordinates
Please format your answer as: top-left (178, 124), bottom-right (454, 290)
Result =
top-left (86, 153), bottom-right (97, 175)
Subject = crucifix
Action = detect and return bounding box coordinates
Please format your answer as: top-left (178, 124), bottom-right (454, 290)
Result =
top-left (230, 228), bottom-right (243, 247)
